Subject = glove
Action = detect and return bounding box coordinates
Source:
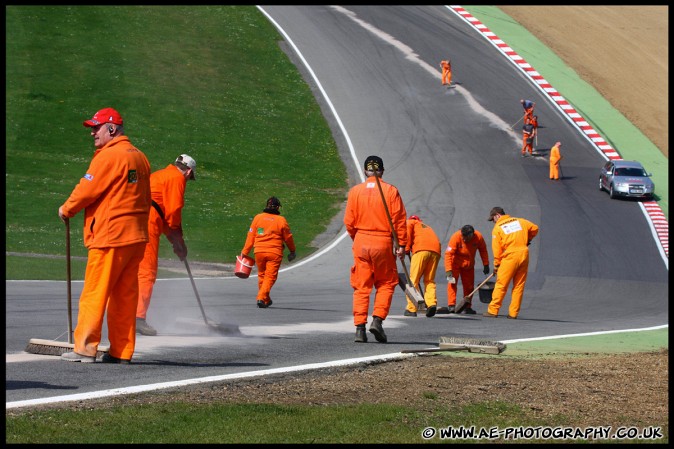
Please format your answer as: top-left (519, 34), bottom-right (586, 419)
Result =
top-left (167, 229), bottom-right (187, 261)
top-left (483, 265), bottom-right (490, 275)
top-left (446, 270), bottom-right (455, 284)
top-left (287, 251), bottom-right (296, 262)
top-left (493, 265), bottom-right (499, 275)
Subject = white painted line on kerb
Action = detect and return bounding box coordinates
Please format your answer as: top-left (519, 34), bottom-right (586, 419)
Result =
top-left (6, 325), bottom-right (667, 410)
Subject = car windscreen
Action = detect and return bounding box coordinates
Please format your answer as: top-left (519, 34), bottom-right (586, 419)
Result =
top-left (615, 168), bottom-right (646, 177)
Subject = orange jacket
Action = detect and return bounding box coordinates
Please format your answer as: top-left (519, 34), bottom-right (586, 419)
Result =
top-left (405, 219), bottom-right (441, 255)
top-left (441, 60), bottom-right (451, 72)
top-left (61, 135), bottom-right (151, 249)
top-left (550, 144), bottom-right (562, 164)
top-left (344, 176), bottom-right (407, 248)
top-left (444, 229), bottom-right (489, 271)
top-left (242, 212), bottom-right (295, 257)
top-left (491, 215), bottom-right (539, 267)
top-left (149, 164), bottom-right (186, 233)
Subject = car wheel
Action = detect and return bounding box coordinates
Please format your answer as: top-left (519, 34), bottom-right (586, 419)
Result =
top-left (598, 177), bottom-right (605, 192)
top-left (609, 184), bottom-right (618, 199)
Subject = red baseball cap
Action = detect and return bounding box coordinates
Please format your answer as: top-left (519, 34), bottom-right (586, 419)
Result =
top-left (83, 108), bottom-right (123, 127)
top-left (409, 215), bottom-right (421, 221)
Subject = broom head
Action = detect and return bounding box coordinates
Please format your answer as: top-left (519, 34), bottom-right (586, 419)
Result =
top-left (25, 338), bottom-right (109, 357)
top-left (439, 336), bottom-right (507, 354)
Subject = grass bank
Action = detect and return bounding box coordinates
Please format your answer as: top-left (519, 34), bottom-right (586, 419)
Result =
top-left (5, 5), bottom-right (348, 280)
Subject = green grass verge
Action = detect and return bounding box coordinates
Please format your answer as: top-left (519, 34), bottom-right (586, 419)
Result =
top-left (9, 399), bottom-right (663, 443)
top-left (0, 400), bottom-right (587, 444)
top-left (6, 5), bottom-right (348, 280)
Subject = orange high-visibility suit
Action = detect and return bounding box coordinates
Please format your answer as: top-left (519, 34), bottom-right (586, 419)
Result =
top-left (60, 135), bottom-right (151, 360)
top-left (404, 218), bottom-right (441, 313)
top-left (522, 123), bottom-right (535, 155)
top-left (242, 212), bottom-right (295, 305)
top-left (549, 142), bottom-right (563, 180)
top-left (344, 176), bottom-right (407, 326)
top-left (136, 164), bottom-right (187, 320)
top-left (487, 215), bottom-right (539, 318)
top-left (444, 230), bottom-right (489, 307)
top-left (440, 60), bottom-right (452, 86)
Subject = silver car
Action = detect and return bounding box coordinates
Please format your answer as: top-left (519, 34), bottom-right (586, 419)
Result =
top-left (599, 160), bottom-right (655, 200)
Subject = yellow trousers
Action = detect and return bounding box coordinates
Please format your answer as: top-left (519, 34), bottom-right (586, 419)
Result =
top-left (74, 242), bottom-right (145, 360)
top-left (487, 250), bottom-right (529, 318)
top-left (550, 161), bottom-right (561, 179)
top-left (406, 250), bottom-right (439, 312)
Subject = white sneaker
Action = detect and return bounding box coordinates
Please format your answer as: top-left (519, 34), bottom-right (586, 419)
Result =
top-left (61, 351), bottom-right (96, 363)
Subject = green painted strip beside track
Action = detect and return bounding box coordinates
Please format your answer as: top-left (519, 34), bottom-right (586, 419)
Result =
top-left (443, 328), bottom-right (668, 359)
top-left (463, 6), bottom-right (668, 219)
top-left (502, 328), bottom-right (668, 358)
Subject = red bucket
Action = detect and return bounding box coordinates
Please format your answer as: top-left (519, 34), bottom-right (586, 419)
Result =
top-left (234, 254), bottom-right (255, 278)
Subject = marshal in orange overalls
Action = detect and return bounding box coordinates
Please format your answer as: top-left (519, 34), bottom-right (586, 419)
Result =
top-left (60, 135), bottom-right (151, 361)
top-left (522, 123), bottom-right (535, 155)
top-left (440, 60), bottom-right (452, 86)
top-left (549, 141), bottom-right (563, 180)
top-left (487, 212), bottom-right (539, 318)
top-left (241, 198), bottom-right (296, 307)
top-left (136, 163), bottom-right (189, 322)
top-left (404, 216), bottom-right (441, 314)
top-left (444, 228), bottom-right (489, 309)
top-left (344, 175), bottom-right (407, 326)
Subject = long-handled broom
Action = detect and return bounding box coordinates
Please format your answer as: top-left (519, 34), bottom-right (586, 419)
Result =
top-left (373, 174), bottom-right (425, 305)
top-left (455, 273), bottom-right (495, 314)
top-left (25, 218), bottom-right (108, 356)
top-left (401, 337), bottom-right (507, 355)
top-left (181, 258), bottom-right (241, 335)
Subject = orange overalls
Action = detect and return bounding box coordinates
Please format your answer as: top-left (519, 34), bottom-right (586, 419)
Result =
top-left (487, 215), bottom-right (539, 318)
top-left (242, 212), bottom-right (296, 305)
top-left (136, 164), bottom-right (187, 320)
top-left (522, 123), bottom-right (535, 155)
top-left (444, 229), bottom-right (489, 307)
top-left (404, 218), bottom-right (441, 313)
top-left (549, 143), bottom-right (562, 180)
top-left (440, 60), bottom-right (452, 85)
top-left (60, 136), bottom-right (151, 360)
top-left (344, 176), bottom-right (407, 326)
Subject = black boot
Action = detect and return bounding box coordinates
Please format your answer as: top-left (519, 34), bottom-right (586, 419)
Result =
top-left (369, 316), bottom-right (387, 343)
top-left (354, 324), bottom-right (367, 343)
